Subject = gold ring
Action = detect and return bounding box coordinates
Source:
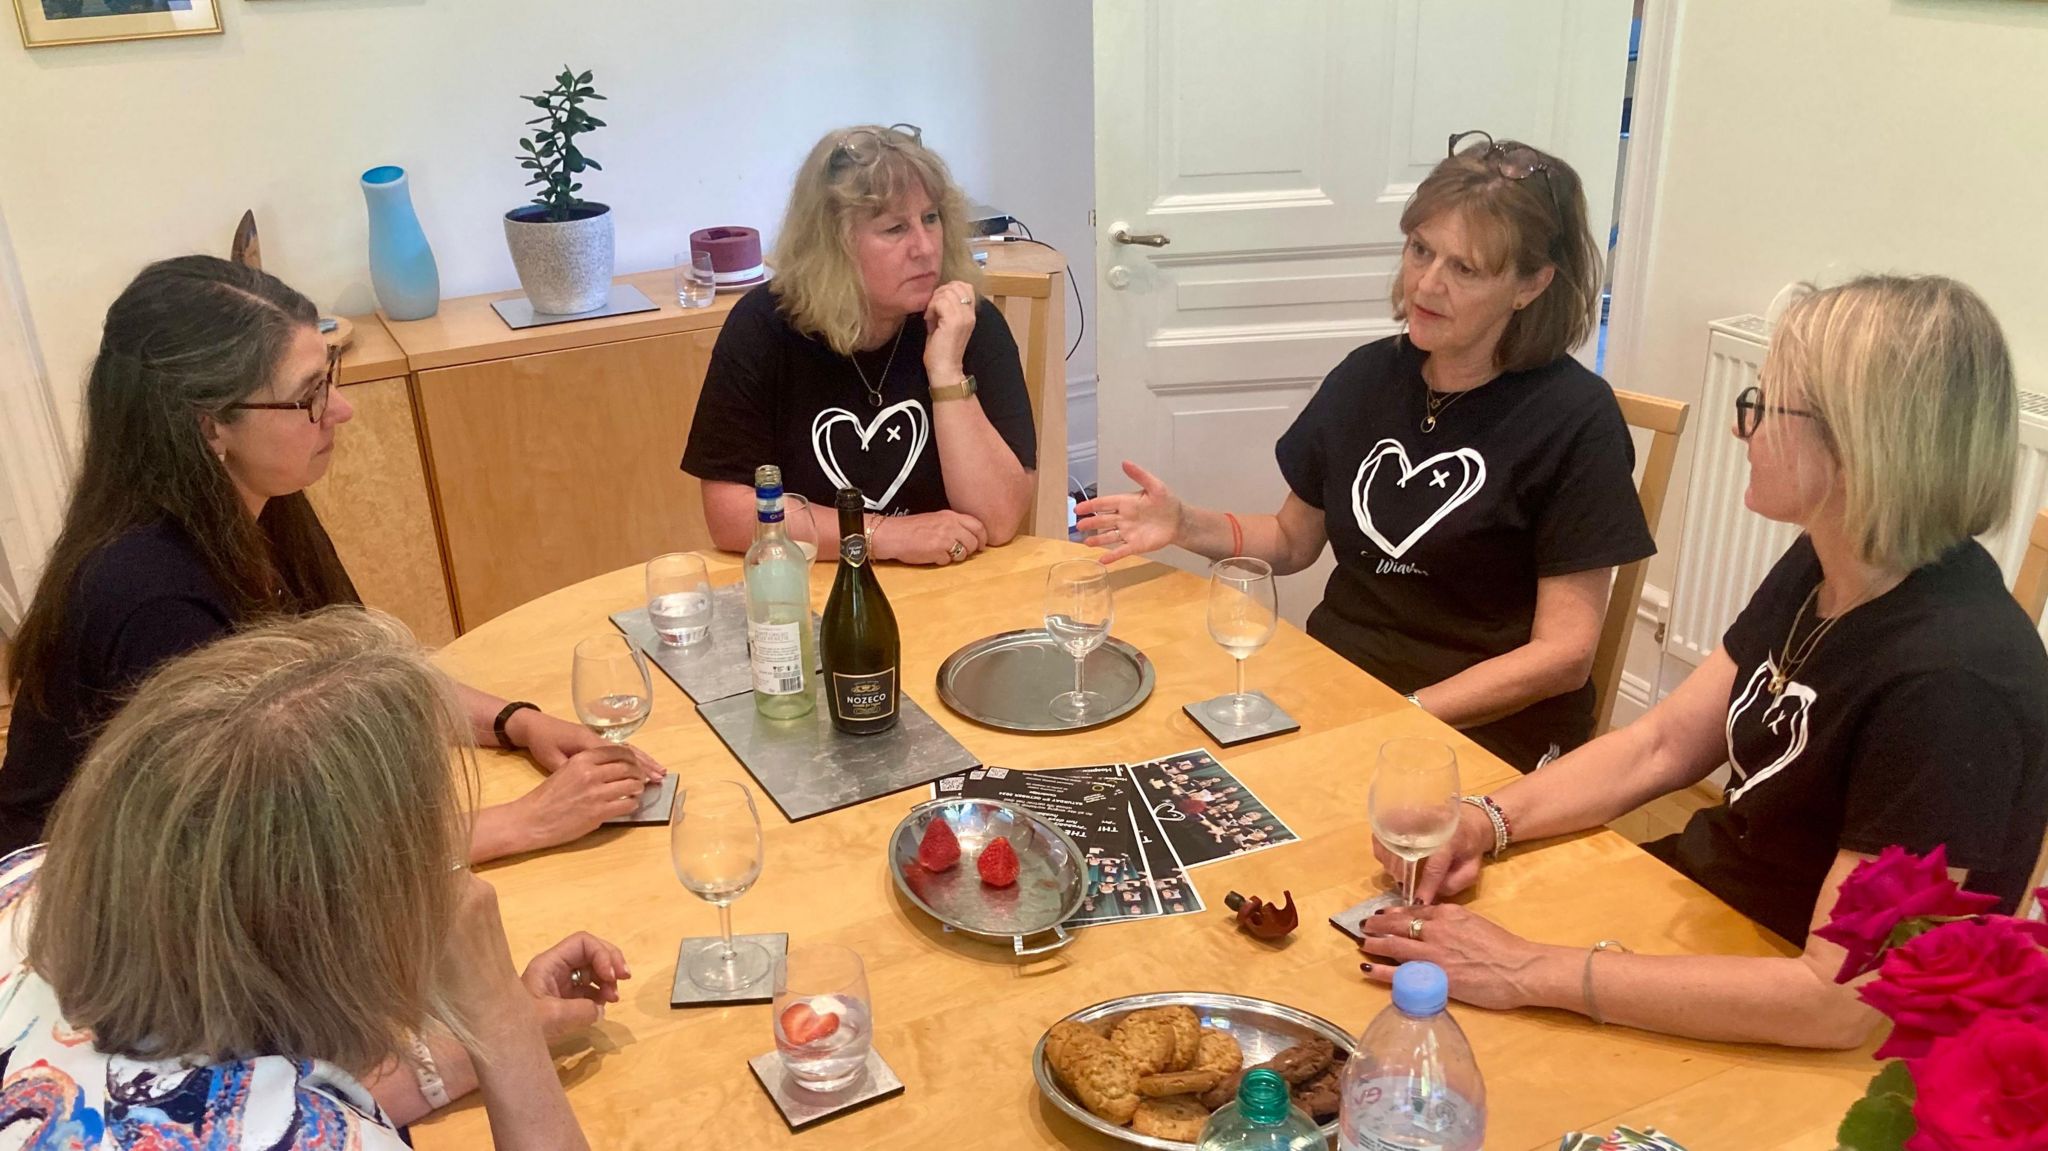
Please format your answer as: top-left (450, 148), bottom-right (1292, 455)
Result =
top-left (957, 293), bottom-right (971, 305)
top-left (948, 541), bottom-right (967, 561)
top-left (1408, 917), bottom-right (1425, 941)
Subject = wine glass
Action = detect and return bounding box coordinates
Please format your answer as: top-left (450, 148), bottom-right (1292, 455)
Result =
top-left (1205, 557), bottom-right (1278, 726)
top-left (571, 635), bottom-right (653, 742)
top-left (1045, 559), bottom-right (1114, 723)
top-left (773, 943), bottom-right (873, 1093)
top-left (646, 552), bottom-right (713, 646)
top-left (672, 780), bottom-right (770, 992)
top-left (1369, 738), bottom-right (1461, 905)
top-left (785, 493), bottom-right (820, 563)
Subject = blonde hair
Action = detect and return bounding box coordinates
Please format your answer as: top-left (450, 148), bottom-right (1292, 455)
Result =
top-left (1764, 275), bottom-right (2017, 572)
top-left (1390, 138), bottom-right (1602, 373)
top-left (769, 125), bottom-right (983, 356)
top-left (28, 607), bottom-right (475, 1071)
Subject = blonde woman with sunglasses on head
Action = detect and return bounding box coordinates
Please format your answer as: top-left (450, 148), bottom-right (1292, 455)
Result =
top-left (682, 124), bottom-right (1037, 566)
top-left (0, 610), bottom-right (618, 1147)
top-left (1359, 276), bottom-right (2048, 1049)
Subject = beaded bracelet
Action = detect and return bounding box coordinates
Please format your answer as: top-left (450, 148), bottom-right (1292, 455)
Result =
top-left (405, 1030), bottom-right (452, 1110)
top-left (1458, 794), bottom-right (1511, 857)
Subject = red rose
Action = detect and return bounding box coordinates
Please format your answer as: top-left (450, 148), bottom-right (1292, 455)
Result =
top-left (1907, 1015), bottom-right (2048, 1151)
top-left (1859, 919), bottom-right (2048, 1060)
top-left (1817, 845), bottom-right (1999, 982)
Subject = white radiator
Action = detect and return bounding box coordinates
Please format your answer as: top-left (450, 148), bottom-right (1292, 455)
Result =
top-left (1665, 315), bottom-right (2048, 668)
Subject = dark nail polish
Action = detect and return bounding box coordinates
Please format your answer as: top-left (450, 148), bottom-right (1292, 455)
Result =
top-left (1359, 961), bottom-right (1373, 974)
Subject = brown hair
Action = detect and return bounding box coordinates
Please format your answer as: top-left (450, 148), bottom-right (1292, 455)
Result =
top-left (7, 256), bottom-right (358, 707)
top-left (1390, 138), bottom-right (1602, 373)
top-left (768, 125), bottom-right (982, 356)
top-left (28, 608), bottom-right (474, 1070)
top-left (1765, 275), bottom-right (2017, 572)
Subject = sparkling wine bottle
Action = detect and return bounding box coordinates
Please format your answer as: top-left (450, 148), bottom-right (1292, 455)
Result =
top-left (818, 488), bottom-right (900, 735)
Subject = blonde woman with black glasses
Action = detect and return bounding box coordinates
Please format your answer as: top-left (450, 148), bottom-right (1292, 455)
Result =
top-left (1360, 275), bottom-right (2048, 1050)
top-left (0, 610), bottom-right (625, 1146)
top-left (682, 123), bottom-right (1037, 565)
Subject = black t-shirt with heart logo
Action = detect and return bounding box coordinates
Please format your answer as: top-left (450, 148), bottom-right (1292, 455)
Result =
top-left (680, 285), bottom-right (1037, 514)
top-left (1646, 536), bottom-right (2048, 945)
top-left (1275, 336), bottom-right (1654, 769)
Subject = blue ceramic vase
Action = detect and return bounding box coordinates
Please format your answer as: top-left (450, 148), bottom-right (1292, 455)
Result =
top-left (361, 165), bottom-right (440, 320)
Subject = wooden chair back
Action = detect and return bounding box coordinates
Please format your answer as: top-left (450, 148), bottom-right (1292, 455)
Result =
top-left (2015, 507), bottom-right (2048, 626)
top-left (981, 244), bottom-right (1071, 539)
top-left (1592, 389), bottom-right (1691, 734)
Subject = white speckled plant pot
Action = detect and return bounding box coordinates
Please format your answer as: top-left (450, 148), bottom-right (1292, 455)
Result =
top-left (503, 202), bottom-right (614, 315)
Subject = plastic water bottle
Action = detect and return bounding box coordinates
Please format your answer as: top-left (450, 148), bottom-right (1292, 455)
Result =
top-left (1195, 1067), bottom-right (1323, 1150)
top-left (1339, 962), bottom-right (1486, 1150)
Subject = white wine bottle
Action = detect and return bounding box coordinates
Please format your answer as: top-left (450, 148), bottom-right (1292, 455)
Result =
top-left (819, 488), bottom-right (900, 735)
top-left (744, 466), bottom-right (816, 719)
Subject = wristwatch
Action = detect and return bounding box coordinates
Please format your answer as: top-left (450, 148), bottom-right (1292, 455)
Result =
top-left (493, 700), bottom-right (539, 749)
top-left (929, 374), bottom-right (978, 403)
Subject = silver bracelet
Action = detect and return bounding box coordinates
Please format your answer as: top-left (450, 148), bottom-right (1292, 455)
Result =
top-left (1458, 794), bottom-right (1510, 857)
top-left (1582, 939), bottom-right (1632, 1026)
top-left (1404, 692), bottom-right (1421, 707)
top-left (405, 1030), bottom-right (452, 1110)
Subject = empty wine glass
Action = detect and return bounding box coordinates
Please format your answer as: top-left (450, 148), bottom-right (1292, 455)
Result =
top-left (647, 552), bottom-right (713, 646)
top-left (773, 943), bottom-right (873, 1093)
top-left (1045, 559), bottom-right (1113, 723)
top-left (1205, 556), bottom-right (1278, 726)
top-left (672, 780), bottom-right (770, 992)
top-left (1369, 738), bottom-right (1461, 905)
top-left (571, 635), bottom-right (652, 742)
top-left (785, 493), bottom-right (820, 563)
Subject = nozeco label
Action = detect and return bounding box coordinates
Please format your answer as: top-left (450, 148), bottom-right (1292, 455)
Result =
top-left (831, 667), bottom-right (898, 722)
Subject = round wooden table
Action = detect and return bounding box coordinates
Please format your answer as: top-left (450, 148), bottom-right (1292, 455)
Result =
top-left (418, 536), bottom-right (1872, 1150)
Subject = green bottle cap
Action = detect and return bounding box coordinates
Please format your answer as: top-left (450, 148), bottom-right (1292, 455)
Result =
top-left (1236, 1067), bottom-right (1293, 1126)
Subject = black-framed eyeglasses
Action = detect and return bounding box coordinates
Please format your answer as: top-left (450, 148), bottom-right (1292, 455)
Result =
top-left (1733, 384), bottom-right (1820, 439)
top-left (1448, 129), bottom-right (1564, 220)
top-left (830, 123), bottom-right (922, 172)
top-left (227, 344), bottom-right (340, 424)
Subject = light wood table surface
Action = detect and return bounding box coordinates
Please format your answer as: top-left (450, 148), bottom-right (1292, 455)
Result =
top-left (417, 537), bottom-right (1874, 1151)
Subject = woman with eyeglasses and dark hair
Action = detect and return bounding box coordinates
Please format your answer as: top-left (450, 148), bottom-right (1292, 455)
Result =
top-left (1080, 133), bottom-right (1652, 770)
top-left (681, 124), bottom-right (1037, 566)
top-left (0, 256), bottom-right (664, 858)
top-left (1359, 275), bottom-right (2047, 1049)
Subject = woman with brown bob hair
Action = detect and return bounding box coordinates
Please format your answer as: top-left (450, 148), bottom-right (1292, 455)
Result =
top-left (682, 124), bottom-right (1038, 566)
top-left (1080, 133), bottom-right (1653, 770)
top-left (0, 256), bottom-right (663, 859)
top-left (0, 609), bottom-right (625, 1146)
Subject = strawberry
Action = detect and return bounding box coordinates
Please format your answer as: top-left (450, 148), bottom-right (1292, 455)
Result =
top-left (779, 1001), bottom-right (841, 1046)
top-left (917, 818), bottom-right (961, 871)
top-left (977, 836), bottom-right (1021, 888)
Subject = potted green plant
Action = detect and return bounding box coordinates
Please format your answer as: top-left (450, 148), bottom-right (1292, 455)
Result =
top-left (503, 66), bottom-right (613, 315)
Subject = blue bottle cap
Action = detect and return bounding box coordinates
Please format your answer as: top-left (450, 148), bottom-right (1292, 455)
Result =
top-left (1392, 960), bottom-right (1448, 1015)
top-left (1236, 1067), bottom-right (1293, 1126)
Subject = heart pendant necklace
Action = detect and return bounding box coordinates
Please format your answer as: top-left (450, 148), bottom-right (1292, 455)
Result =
top-left (850, 326), bottom-right (905, 408)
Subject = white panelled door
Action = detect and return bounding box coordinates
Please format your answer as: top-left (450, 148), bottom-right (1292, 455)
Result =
top-left (1093, 0), bottom-right (1633, 623)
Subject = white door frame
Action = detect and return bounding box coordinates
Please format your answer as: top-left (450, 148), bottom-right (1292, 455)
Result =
top-left (1601, 0), bottom-right (1681, 399)
top-left (0, 203), bottom-right (73, 636)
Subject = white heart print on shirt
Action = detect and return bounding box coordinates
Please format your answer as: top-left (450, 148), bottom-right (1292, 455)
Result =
top-left (1351, 437), bottom-right (1487, 559)
top-left (811, 400), bottom-right (930, 511)
top-left (1723, 658), bottom-right (1816, 803)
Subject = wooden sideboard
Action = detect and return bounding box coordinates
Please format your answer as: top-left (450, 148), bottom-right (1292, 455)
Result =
top-left (316, 245), bottom-right (1068, 639)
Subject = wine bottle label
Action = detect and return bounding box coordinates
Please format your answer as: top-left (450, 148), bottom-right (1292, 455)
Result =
top-left (841, 534), bottom-right (869, 567)
top-left (831, 667), bottom-right (897, 723)
top-left (747, 620), bottom-right (806, 695)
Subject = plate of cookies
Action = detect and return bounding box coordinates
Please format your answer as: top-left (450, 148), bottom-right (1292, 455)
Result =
top-left (1033, 993), bottom-right (1352, 1148)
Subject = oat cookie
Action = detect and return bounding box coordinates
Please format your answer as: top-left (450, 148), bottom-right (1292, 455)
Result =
top-left (1137, 1067), bottom-right (1224, 1097)
top-left (1130, 1094), bottom-right (1210, 1141)
top-left (1109, 1010), bottom-right (1178, 1075)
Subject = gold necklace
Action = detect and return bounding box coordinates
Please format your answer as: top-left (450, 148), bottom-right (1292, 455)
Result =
top-left (1768, 581), bottom-right (1870, 696)
top-left (1421, 385), bottom-right (1472, 433)
top-left (850, 325), bottom-right (905, 408)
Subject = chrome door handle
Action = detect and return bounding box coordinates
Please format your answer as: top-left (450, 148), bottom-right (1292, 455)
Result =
top-left (1110, 228), bottom-right (1171, 248)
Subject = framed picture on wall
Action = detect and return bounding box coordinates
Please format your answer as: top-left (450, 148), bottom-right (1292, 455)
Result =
top-left (14, 0), bottom-right (222, 48)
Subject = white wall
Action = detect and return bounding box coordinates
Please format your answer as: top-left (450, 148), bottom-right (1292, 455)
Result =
top-left (1611, 0), bottom-right (2048, 708)
top-left (0, 0), bottom-right (1095, 455)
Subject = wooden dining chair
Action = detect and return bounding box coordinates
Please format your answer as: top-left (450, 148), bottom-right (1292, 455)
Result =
top-left (1591, 389), bottom-right (1691, 735)
top-left (981, 243), bottom-right (1071, 540)
top-left (2015, 506), bottom-right (2048, 626)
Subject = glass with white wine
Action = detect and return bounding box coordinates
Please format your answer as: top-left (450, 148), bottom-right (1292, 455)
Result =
top-left (672, 779), bottom-right (770, 992)
top-left (571, 634), bottom-right (653, 742)
top-left (1369, 738), bottom-right (1461, 904)
top-left (1205, 556), bottom-right (1279, 726)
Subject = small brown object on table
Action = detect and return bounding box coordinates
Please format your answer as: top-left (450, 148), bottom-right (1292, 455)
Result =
top-left (1224, 889), bottom-right (1299, 940)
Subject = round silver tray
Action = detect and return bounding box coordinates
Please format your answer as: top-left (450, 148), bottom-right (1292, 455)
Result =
top-left (935, 629), bottom-right (1155, 733)
top-left (1032, 991), bottom-right (1354, 1149)
top-left (887, 797), bottom-right (1087, 956)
